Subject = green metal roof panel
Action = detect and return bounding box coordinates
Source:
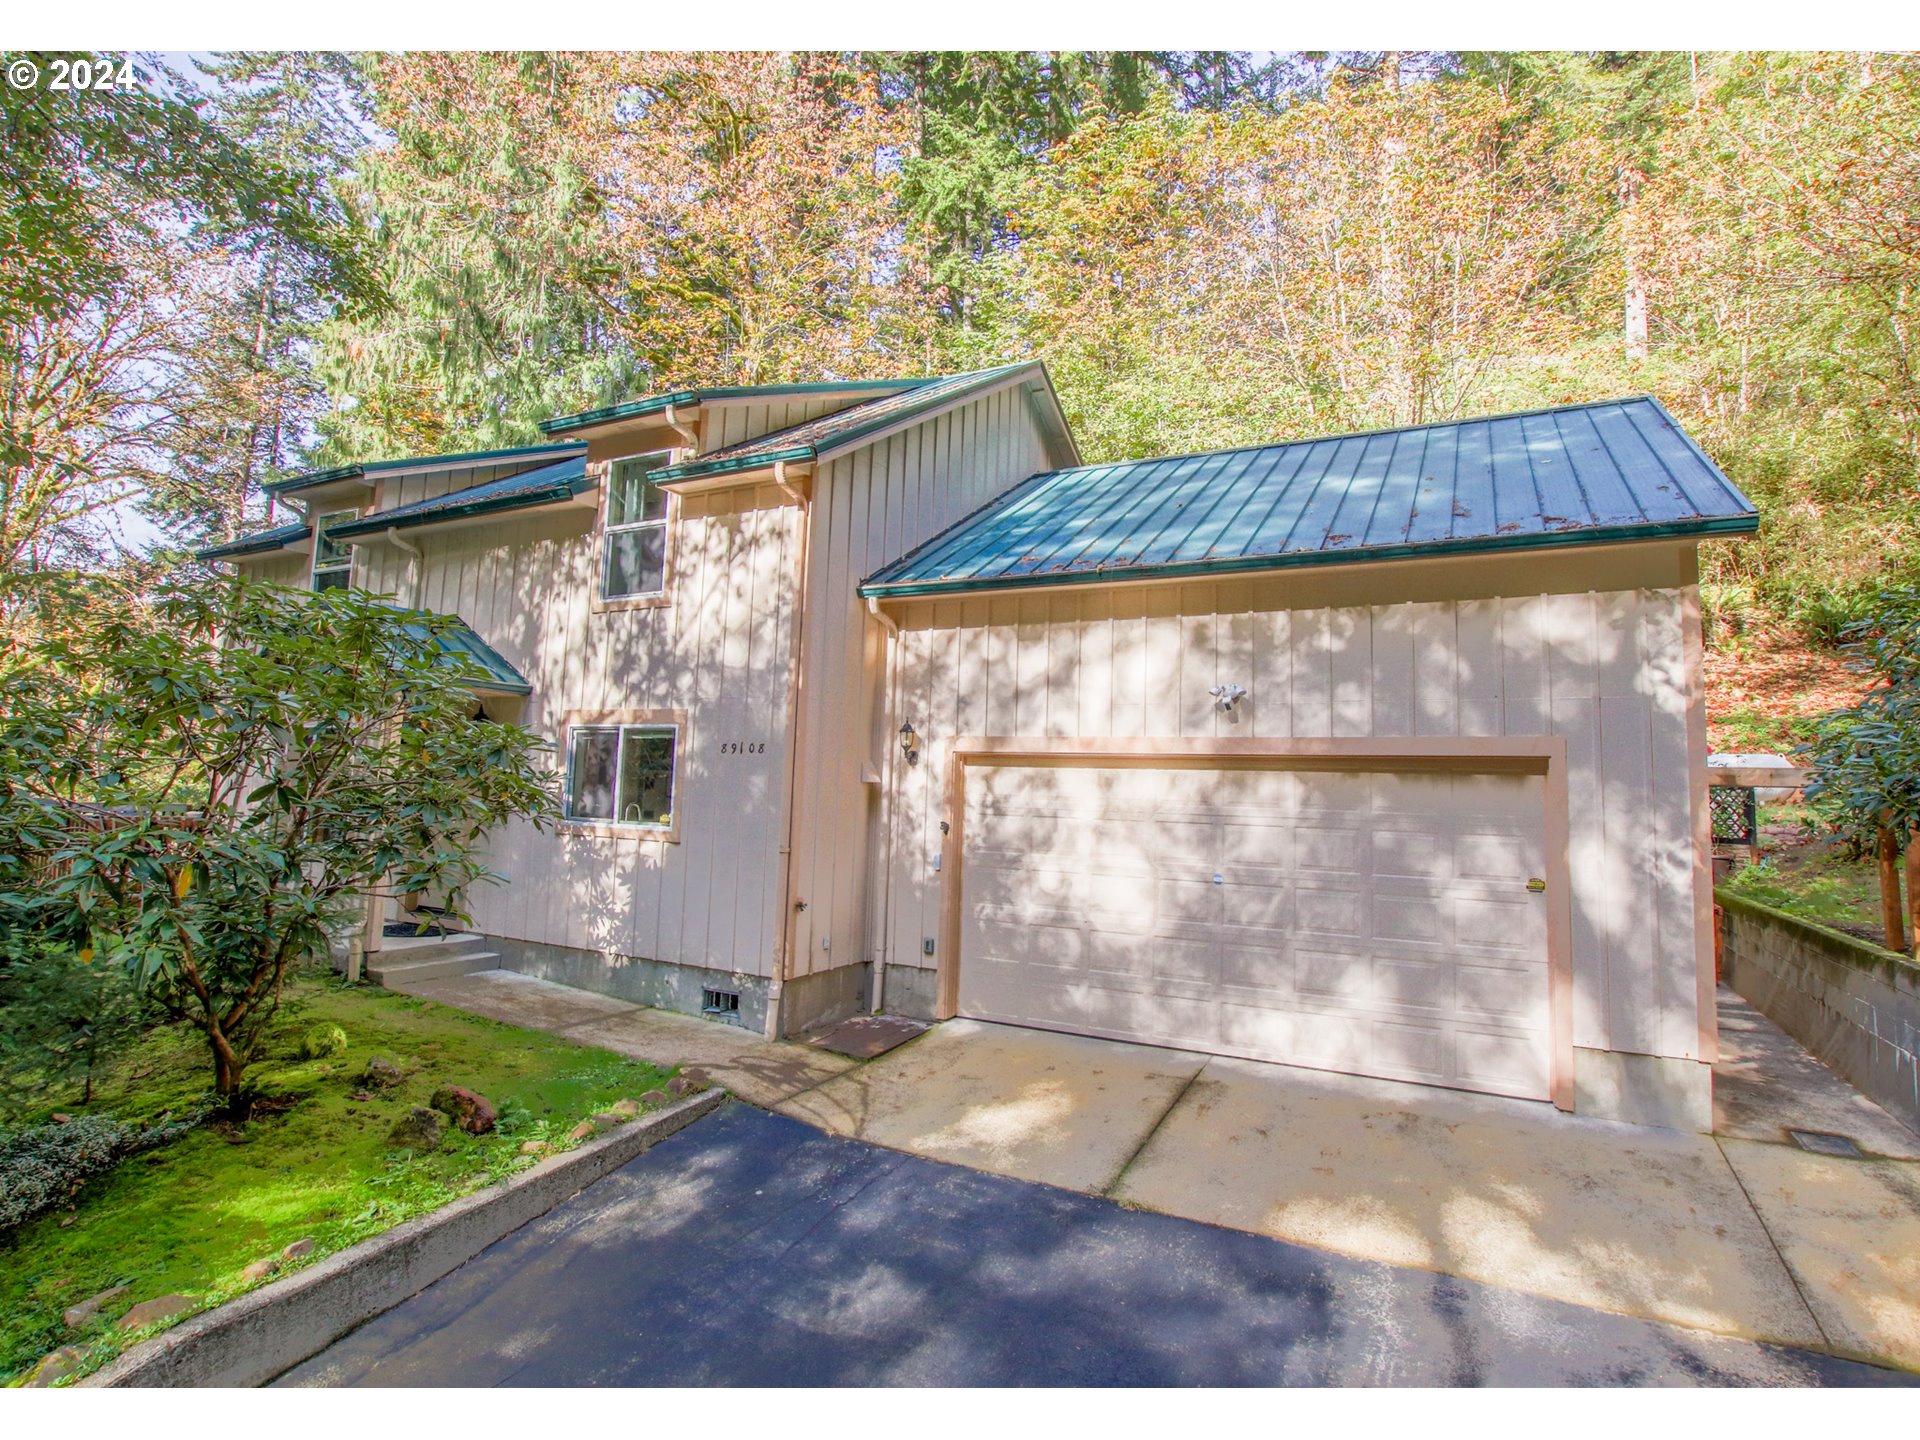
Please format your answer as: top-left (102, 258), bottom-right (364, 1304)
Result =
top-left (194, 521), bottom-right (312, 561)
top-left (326, 455), bottom-right (589, 539)
top-left (264, 441), bottom-right (583, 495)
top-left (861, 396), bottom-right (1759, 598)
top-left (398, 613), bottom-right (532, 696)
top-left (538, 377), bottom-right (931, 436)
top-left (653, 364), bottom-right (1039, 484)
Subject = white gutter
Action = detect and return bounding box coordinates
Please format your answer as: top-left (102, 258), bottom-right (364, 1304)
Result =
top-left (867, 596), bottom-right (902, 1015)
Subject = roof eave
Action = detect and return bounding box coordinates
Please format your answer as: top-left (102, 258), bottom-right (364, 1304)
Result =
top-left (330, 482), bottom-right (594, 540)
top-left (860, 515), bottom-right (1759, 600)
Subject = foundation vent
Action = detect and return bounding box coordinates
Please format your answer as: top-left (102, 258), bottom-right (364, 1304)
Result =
top-left (702, 988), bottom-right (742, 1025)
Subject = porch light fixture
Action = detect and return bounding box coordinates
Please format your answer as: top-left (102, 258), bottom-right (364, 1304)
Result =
top-left (1209, 684), bottom-right (1248, 714)
top-left (899, 721), bottom-right (920, 766)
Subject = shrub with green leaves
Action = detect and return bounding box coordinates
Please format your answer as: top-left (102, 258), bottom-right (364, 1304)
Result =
top-left (0, 578), bottom-right (559, 1099)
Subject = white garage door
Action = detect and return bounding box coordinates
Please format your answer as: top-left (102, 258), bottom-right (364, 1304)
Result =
top-left (959, 763), bottom-right (1552, 1100)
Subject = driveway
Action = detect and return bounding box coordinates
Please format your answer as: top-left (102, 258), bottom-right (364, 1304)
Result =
top-left (779, 992), bottom-right (1920, 1372)
top-left (396, 970), bottom-right (1920, 1376)
top-left (280, 1104), bottom-right (1903, 1387)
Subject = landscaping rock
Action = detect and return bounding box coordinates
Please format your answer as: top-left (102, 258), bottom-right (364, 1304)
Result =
top-left (639, 1088), bottom-right (670, 1107)
top-left (62, 1283), bottom-right (129, 1330)
top-left (296, 1023), bottom-right (348, 1060)
top-left (590, 1111), bottom-right (624, 1129)
top-left (23, 1345), bottom-right (85, 1386)
top-left (518, 1140), bottom-right (551, 1157)
top-left (282, 1237), bottom-right (315, 1261)
top-left (566, 1121), bottom-right (595, 1143)
top-left (609, 1098), bottom-right (641, 1118)
top-left (240, 1258), bottom-right (279, 1283)
top-left (429, 1084), bottom-right (497, 1135)
top-left (118, 1293), bottom-right (192, 1332)
top-left (667, 1076), bottom-right (697, 1097)
top-left (387, 1107), bottom-right (443, 1152)
top-left (680, 1068), bottom-right (709, 1087)
top-left (357, 1055), bottom-right (405, 1089)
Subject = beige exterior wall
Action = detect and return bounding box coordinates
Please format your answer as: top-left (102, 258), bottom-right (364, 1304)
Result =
top-left (784, 381), bottom-right (1070, 991)
top-left (873, 540), bottom-right (1713, 1065)
top-left (351, 463), bottom-right (804, 981)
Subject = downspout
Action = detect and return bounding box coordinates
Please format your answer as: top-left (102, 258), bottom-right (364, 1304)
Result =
top-left (385, 527), bottom-right (422, 607)
top-left (867, 595), bottom-right (901, 1014)
top-left (768, 459), bottom-right (812, 1039)
top-left (662, 403), bottom-right (700, 455)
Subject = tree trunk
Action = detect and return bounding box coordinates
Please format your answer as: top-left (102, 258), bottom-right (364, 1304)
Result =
top-left (1620, 166), bottom-right (1650, 361)
top-left (1879, 824), bottom-right (1907, 954)
top-left (1908, 823), bottom-right (1920, 958)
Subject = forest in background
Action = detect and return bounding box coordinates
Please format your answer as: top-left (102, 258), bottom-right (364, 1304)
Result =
top-left (4, 49), bottom-right (1917, 732)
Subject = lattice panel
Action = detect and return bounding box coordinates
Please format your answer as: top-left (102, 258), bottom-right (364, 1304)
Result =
top-left (1710, 786), bottom-right (1758, 846)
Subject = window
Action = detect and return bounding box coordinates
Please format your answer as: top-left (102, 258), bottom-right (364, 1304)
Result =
top-left (566, 723), bottom-right (677, 829)
top-left (601, 453), bottom-right (672, 600)
top-left (311, 510), bottom-right (358, 591)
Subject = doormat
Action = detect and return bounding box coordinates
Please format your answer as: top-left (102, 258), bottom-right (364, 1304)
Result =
top-left (805, 1014), bottom-right (930, 1060)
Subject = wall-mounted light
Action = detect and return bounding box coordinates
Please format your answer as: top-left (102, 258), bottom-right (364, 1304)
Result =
top-left (1209, 684), bottom-right (1248, 715)
top-left (899, 720), bottom-right (921, 766)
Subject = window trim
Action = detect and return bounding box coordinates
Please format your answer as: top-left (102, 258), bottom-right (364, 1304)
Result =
top-left (558, 708), bottom-right (687, 842)
top-left (310, 508), bottom-right (360, 590)
top-left (594, 451), bottom-right (677, 611)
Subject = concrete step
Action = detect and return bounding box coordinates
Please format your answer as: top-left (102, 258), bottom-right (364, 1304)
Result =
top-left (368, 952), bottom-right (501, 989)
top-left (372, 931), bottom-right (485, 961)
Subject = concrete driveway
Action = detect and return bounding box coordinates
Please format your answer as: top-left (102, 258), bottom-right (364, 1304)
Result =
top-left (280, 1104), bottom-right (1904, 1387)
top-left (779, 992), bottom-right (1920, 1374)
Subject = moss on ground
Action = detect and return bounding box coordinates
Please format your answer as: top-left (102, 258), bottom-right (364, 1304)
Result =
top-left (1, 972), bottom-right (673, 1384)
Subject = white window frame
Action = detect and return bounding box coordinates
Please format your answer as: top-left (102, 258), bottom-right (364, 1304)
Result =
top-left (562, 717), bottom-right (681, 840)
top-left (599, 452), bottom-right (674, 603)
top-left (310, 509), bottom-right (359, 591)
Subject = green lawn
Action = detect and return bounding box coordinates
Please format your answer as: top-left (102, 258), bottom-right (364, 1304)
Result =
top-left (1, 973), bottom-right (674, 1385)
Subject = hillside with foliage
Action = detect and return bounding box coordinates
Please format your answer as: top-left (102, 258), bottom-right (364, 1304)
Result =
top-left (4, 49), bottom-right (1916, 687)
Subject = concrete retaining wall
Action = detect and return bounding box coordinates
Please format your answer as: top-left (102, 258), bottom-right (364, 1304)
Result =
top-left (1717, 889), bottom-right (1920, 1132)
top-left (84, 1087), bottom-right (727, 1388)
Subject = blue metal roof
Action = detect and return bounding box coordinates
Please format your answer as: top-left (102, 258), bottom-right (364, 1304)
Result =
top-left (861, 396), bottom-right (1758, 598)
top-left (327, 455), bottom-right (590, 539)
top-left (540, 377), bottom-right (931, 436)
top-left (263, 441), bottom-right (583, 496)
top-left (194, 521), bottom-right (312, 561)
top-left (397, 613), bottom-right (531, 696)
top-left (653, 364), bottom-right (1055, 485)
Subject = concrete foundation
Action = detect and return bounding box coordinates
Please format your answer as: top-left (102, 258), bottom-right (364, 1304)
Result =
top-left (487, 936), bottom-right (769, 1034)
top-left (878, 962), bottom-right (938, 1021)
top-left (1573, 1047), bottom-right (1714, 1133)
top-left (776, 962), bottom-right (871, 1037)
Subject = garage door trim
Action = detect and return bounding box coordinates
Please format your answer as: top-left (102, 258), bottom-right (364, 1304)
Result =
top-left (937, 735), bottom-right (1575, 1111)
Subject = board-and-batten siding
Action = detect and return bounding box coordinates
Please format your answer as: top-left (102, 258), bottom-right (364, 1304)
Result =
top-left (786, 383), bottom-right (1059, 984)
top-left (876, 551), bottom-right (1710, 1064)
top-left (354, 479), bottom-right (800, 981)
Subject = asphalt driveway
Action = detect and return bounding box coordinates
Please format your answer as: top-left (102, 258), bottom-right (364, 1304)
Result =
top-left (279, 1103), bottom-right (1906, 1387)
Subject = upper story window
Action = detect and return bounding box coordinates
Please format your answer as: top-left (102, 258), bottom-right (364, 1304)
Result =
top-left (602, 453), bottom-right (672, 600)
top-left (311, 510), bottom-right (358, 591)
top-left (566, 723), bottom-right (677, 830)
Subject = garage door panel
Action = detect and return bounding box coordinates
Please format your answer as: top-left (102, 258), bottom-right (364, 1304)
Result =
top-left (1297, 826), bottom-right (1366, 873)
top-left (960, 762), bottom-right (1551, 1101)
top-left (1296, 886), bottom-right (1366, 937)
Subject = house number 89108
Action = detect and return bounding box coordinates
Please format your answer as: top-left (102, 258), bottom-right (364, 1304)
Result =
top-left (718, 741), bottom-right (767, 755)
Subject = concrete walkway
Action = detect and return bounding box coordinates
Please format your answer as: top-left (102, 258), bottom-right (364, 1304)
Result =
top-left (401, 969), bottom-right (854, 1106)
top-left (403, 969), bottom-right (1920, 1375)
